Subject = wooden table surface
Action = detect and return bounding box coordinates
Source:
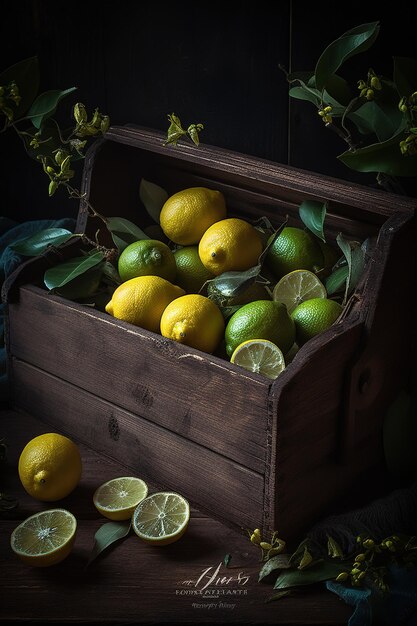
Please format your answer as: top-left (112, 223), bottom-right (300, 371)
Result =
top-left (0, 408), bottom-right (351, 625)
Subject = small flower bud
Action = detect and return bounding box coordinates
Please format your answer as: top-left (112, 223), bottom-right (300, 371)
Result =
top-left (49, 180), bottom-right (59, 196)
top-left (351, 567), bottom-right (361, 575)
top-left (363, 539), bottom-right (375, 549)
top-left (323, 105), bottom-right (333, 113)
top-left (267, 547), bottom-right (282, 557)
top-left (260, 542), bottom-right (272, 551)
top-left (357, 80), bottom-right (366, 90)
top-left (366, 89), bottom-right (374, 101)
top-left (370, 76), bottom-right (382, 90)
top-left (336, 572), bottom-right (349, 582)
top-left (355, 553), bottom-right (366, 562)
top-left (74, 102), bottom-right (87, 124)
top-left (46, 166), bottom-right (56, 175)
top-left (100, 115), bottom-right (110, 134)
top-left (250, 529), bottom-right (261, 545)
top-left (54, 150), bottom-right (66, 165)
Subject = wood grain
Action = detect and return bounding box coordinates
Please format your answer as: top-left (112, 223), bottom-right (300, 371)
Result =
top-left (8, 285), bottom-right (269, 474)
top-left (0, 409), bottom-right (351, 625)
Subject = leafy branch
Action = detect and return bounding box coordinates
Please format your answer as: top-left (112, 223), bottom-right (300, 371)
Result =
top-left (285, 21), bottom-right (417, 188)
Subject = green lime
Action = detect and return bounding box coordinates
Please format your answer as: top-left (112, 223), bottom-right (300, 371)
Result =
top-left (225, 300), bottom-right (295, 357)
top-left (291, 298), bottom-right (343, 345)
top-left (266, 227), bottom-right (324, 279)
top-left (173, 246), bottom-right (215, 293)
top-left (118, 239), bottom-right (176, 283)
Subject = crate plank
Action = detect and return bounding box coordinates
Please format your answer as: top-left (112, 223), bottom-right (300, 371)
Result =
top-left (8, 285), bottom-right (269, 473)
top-left (12, 359), bottom-right (265, 530)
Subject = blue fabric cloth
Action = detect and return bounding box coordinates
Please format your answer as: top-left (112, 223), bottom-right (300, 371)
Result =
top-left (326, 564), bottom-right (417, 625)
top-left (0, 217), bottom-right (75, 400)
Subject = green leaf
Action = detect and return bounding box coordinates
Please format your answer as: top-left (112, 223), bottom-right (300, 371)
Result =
top-left (44, 251), bottom-right (104, 290)
top-left (164, 113), bottom-right (187, 146)
top-left (0, 56), bottom-right (39, 118)
top-left (347, 82), bottom-right (406, 141)
top-left (86, 521), bottom-right (131, 567)
top-left (324, 74), bottom-right (352, 107)
top-left (265, 590), bottom-right (292, 603)
top-left (54, 265), bottom-right (104, 301)
top-left (336, 235), bottom-right (365, 304)
top-left (223, 553), bottom-right (232, 567)
top-left (106, 216), bottom-right (150, 252)
top-left (139, 178), bottom-right (168, 224)
top-left (10, 228), bottom-right (73, 256)
top-left (289, 86), bottom-right (321, 106)
top-left (393, 57), bottom-right (417, 97)
top-left (327, 535), bottom-right (344, 559)
top-left (299, 200), bottom-right (326, 242)
top-left (259, 554), bottom-right (291, 581)
top-left (325, 266), bottom-right (349, 296)
top-left (209, 265), bottom-right (262, 300)
top-left (298, 546), bottom-right (314, 570)
top-left (274, 561), bottom-right (347, 590)
top-left (27, 87), bottom-right (77, 129)
top-left (338, 131), bottom-right (417, 176)
top-left (315, 22), bottom-right (380, 92)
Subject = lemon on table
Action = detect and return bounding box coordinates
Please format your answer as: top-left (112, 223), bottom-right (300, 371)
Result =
top-left (118, 239), bottom-right (176, 283)
top-left (132, 492), bottom-right (190, 546)
top-left (93, 477), bottom-right (148, 521)
top-left (230, 339), bottom-right (285, 380)
top-left (160, 293), bottom-right (225, 353)
top-left (10, 509), bottom-right (77, 567)
top-left (291, 297), bottom-right (343, 345)
top-left (18, 433), bottom-right (82, 501)
top-left (272, 269), bottom-right (327, 314)
top-left (225, 300), bottom-right (295, 357)
top-left (199, 218), bottom-right (263, 276)
top-left (105, 275), bottom-right (185, 332)
top-left (173, 246), bottom-right (215, 293)
top-left (266, 227), bottom-right (324, 279)
top-left (160, 187), bottom-right (227, 245)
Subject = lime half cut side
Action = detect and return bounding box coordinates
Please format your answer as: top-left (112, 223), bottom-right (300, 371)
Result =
top-left (10, 508), bottom-right (77, 567)
top-left (272, 269), bottom-right (327, 314)
top-left (132, 492), bottom-right (190, 545)
top-left (93, 476), bottom-right (148, 521)
top-left (230, 339), bottom-right (286, 380)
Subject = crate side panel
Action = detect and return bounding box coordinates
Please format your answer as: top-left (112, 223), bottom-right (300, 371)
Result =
top-left (12, 358), bottom-right (264, 530)
top-left (8, 286), bottom-right (269, 473)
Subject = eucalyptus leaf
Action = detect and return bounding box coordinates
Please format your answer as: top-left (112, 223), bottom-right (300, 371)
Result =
top-left (10, 228), bottom-right (74, 256)
top-left (259, 554), bottom-right (291, 581)
top-left (139, 178), bottom-right (168, 224)
top-left (393, 57), bottom-right (417, 97)
top-left (44, 251), bottom-right (104, 290)
top-left (27, 87), bottom-right (78, 129)
top-left (106, 216), bottom-right (150, 252)
top-left (274, 561), bottom-right (347, 590)
top-left (338, 131), bottom-right (417, 176)
top-left (325, 266), bottom-right (349, 296)
top-left (86, 520), bottom-right (131, 567)
top-left (315, 22), bottom-right (380, 92)
top-left (299, 200), bottom-right (326, 242)
top-left (0, 56), bottom-right (39, 118)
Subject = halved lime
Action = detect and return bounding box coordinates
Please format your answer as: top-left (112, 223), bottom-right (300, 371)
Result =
top-left (273, 269), bottom-right (327, 314)
top-left (10, 509), bottom-right (77, 567)
top-left (93, 476), bottom-right (148, 521)
top-left (132, 492), bottom-right (190, 545)
top-left (230, 339), bottom-right (286, 380)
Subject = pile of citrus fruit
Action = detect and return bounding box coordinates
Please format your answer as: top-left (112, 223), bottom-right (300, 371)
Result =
top-left (104, 185), bottom-right (344, 380)
top-left (11, 433), bottom-right (190, 567)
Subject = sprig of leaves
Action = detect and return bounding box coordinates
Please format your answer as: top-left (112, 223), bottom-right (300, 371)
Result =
top-left (285, 22), bottom-right (417, 184)
top-left (164, 113), bottom-right (204, 147)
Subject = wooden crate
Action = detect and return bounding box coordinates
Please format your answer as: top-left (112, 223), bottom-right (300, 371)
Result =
top-left (3, 126), bottom-right (416, 539)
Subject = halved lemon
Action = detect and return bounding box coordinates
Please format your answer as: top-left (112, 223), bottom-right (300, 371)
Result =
top-left (93, 476), bottom-right (148, 521)
top-left (132, 492), bottom-right (190, 545)
top-left (272, 269), bottom-right (327, 314)
top-left (230, 339), bottom-right (286, 380)
top-left (10, 508), bottom-right (77, 567)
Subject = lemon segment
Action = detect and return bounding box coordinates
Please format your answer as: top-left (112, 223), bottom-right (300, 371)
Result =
top-left (132, 492), bottom-right (190, 545)
top-left (10, 509), bottom-right (77, 567)
top-left (93, 477), bottom-right (149, 521)
top-left (272, 270), bottom-right (327, 314)
top-left (230, 339), bottom-right (285, 379)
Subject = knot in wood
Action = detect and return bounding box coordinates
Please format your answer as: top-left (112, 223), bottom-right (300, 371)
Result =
top-left (108, 415), bottom-right (120, 441)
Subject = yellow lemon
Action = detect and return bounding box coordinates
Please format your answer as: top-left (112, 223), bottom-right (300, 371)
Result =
top-left (173, 246), bottom-right (215, 293)
top-left (160, 293), bottom-right (225, 353)
top-left (18, 433), bottom-right (82, 501)
top-left (198, 218), bottom-right (263, 276)
top-left (160, 187), bottom-right (227, 245)
top-left (105, 275), bottom-right (185, 332)
top-left (132, 492), bottom-right (190, 546)
top-left (291, 298), bottom-right (343, 345)
top-left (266, 227), bottom-right (324, 279)
top-left (10, 509), bottom-right (77, 567)
top-left (225, 300), bottom-right (295, 357)
top-left (118, 239), bottom-right (176, 283)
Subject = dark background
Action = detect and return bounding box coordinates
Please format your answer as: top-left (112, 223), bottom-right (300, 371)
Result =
top-left (1, 1), bottom-right (417, 222)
